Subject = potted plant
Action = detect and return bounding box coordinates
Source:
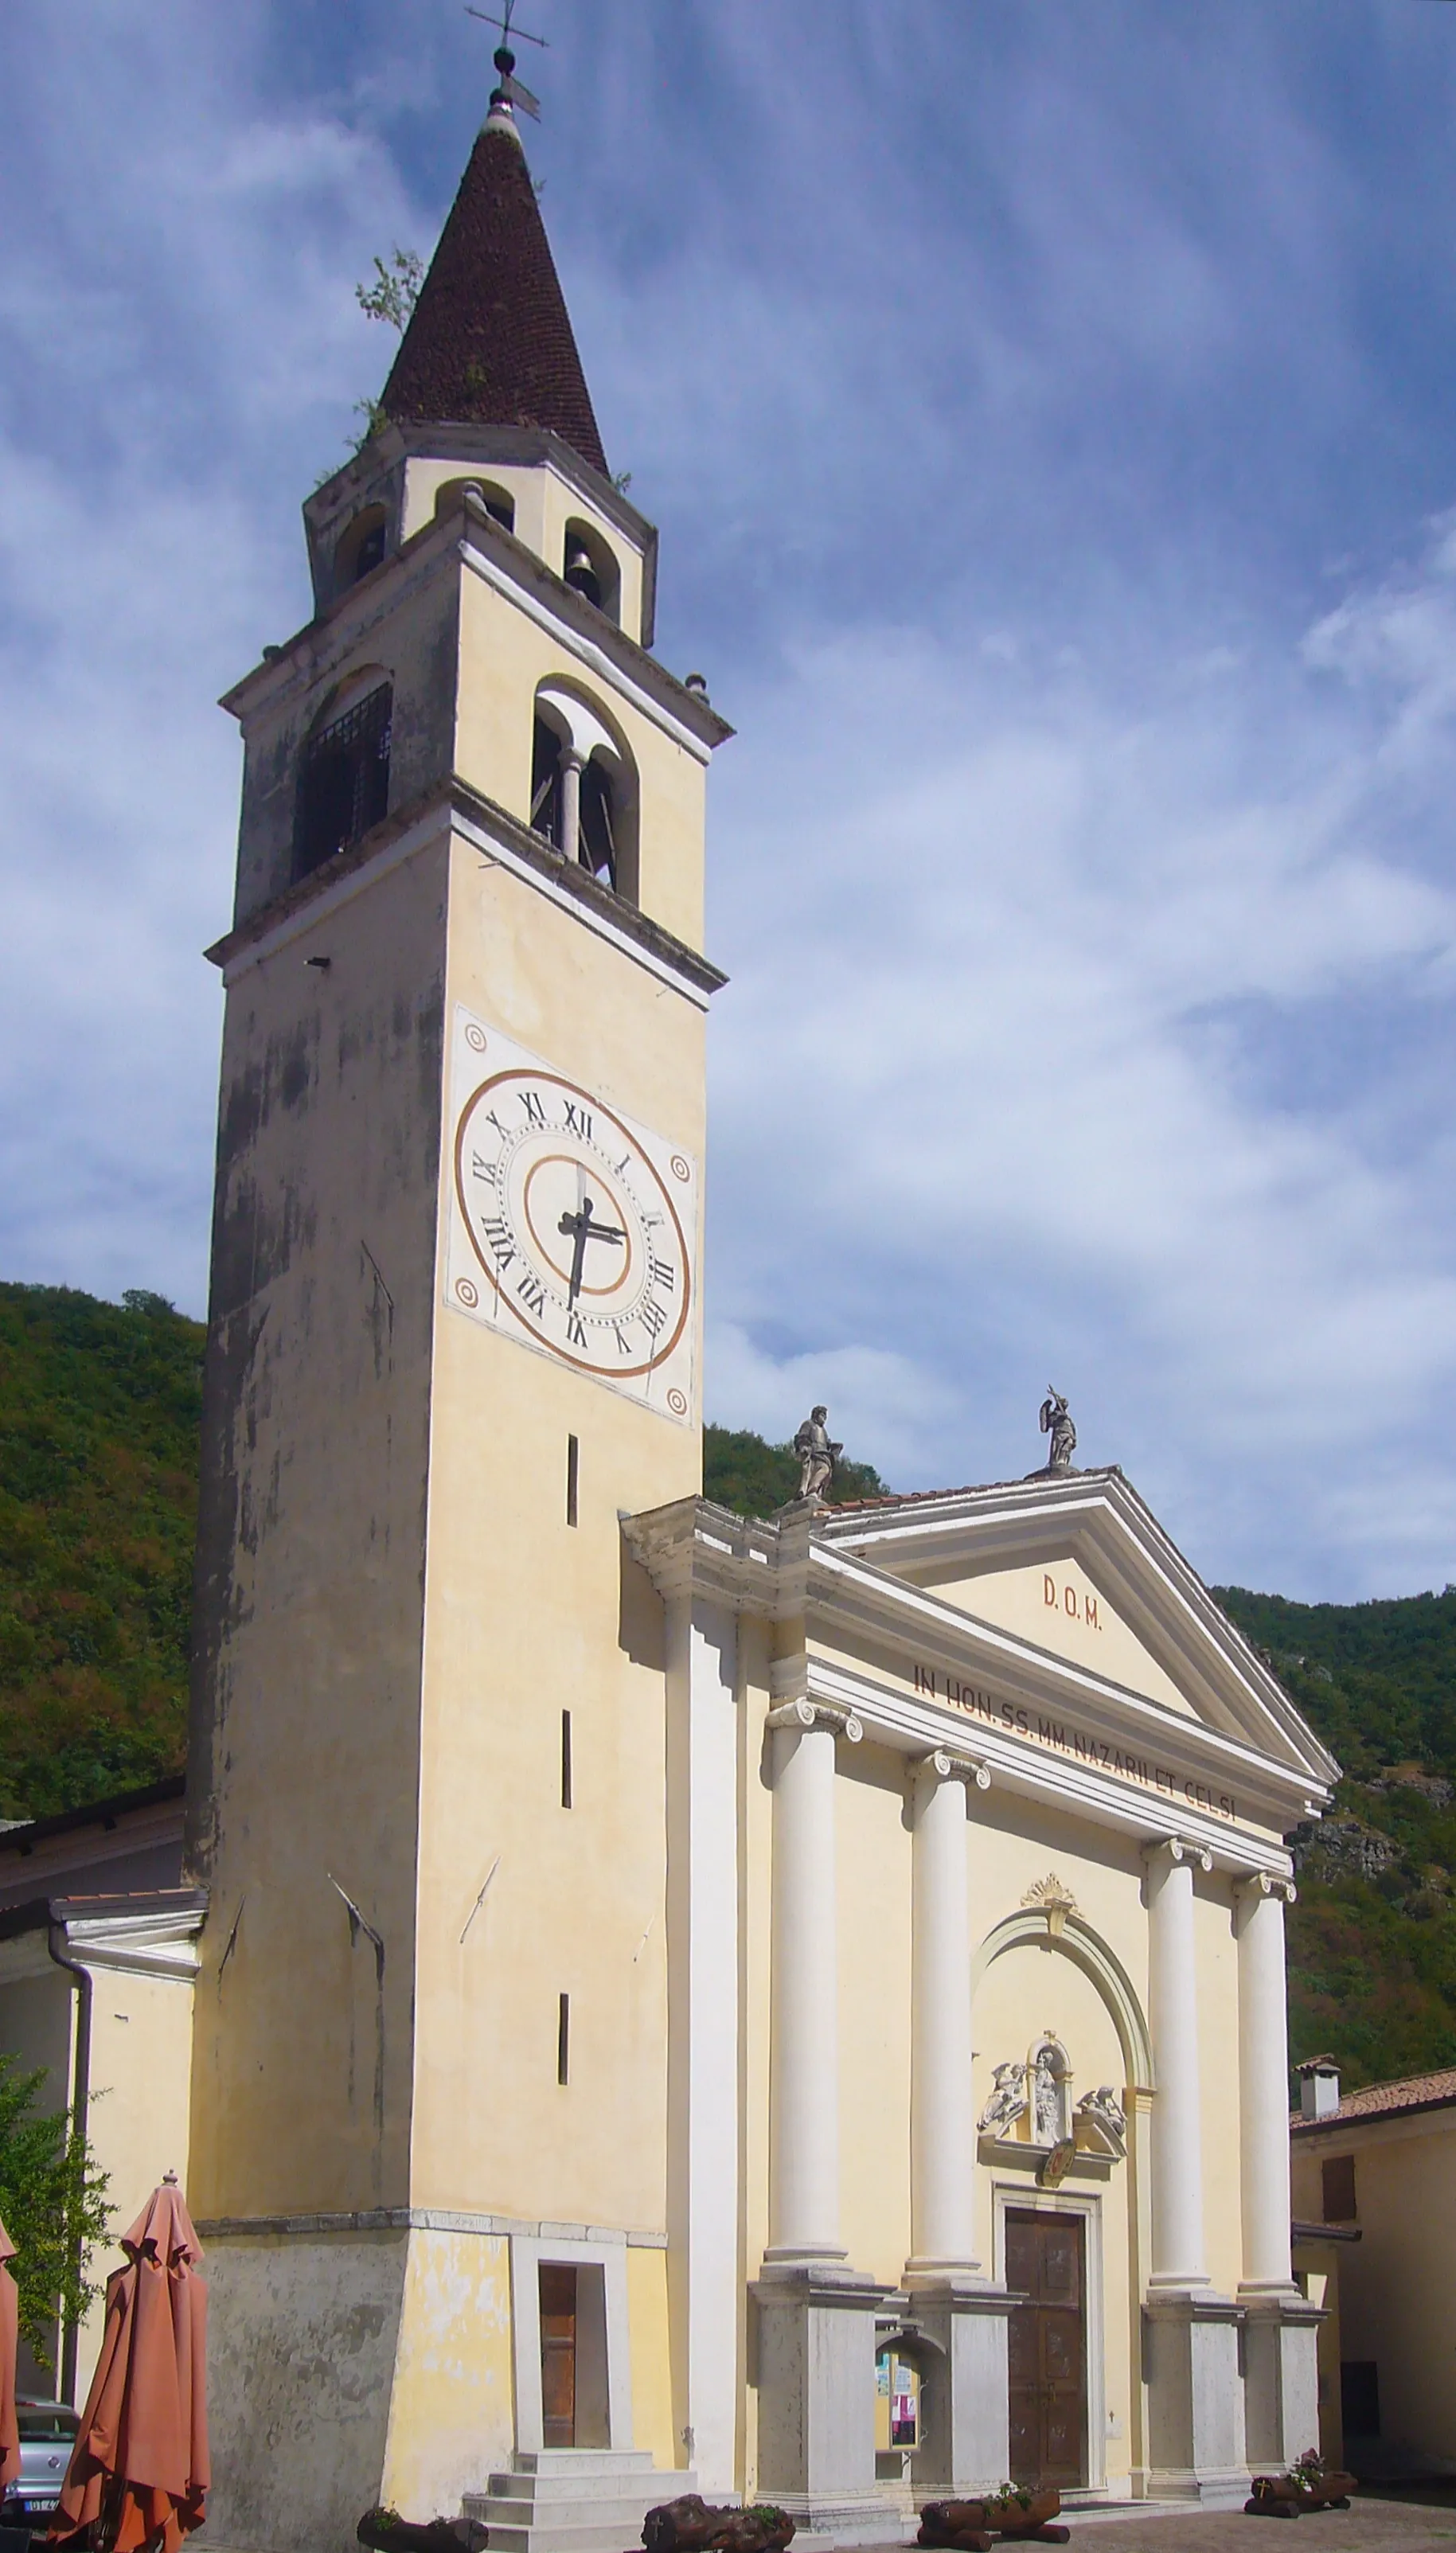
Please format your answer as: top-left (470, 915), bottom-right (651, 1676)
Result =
top-left (920, 2488), bottom-right (1068, 2547)
top-left (1245, 2453), bottom-right (1358, 2517)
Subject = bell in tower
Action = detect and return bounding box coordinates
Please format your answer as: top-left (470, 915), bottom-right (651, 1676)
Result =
top-left (187, 49), bottom-right (729, 2551)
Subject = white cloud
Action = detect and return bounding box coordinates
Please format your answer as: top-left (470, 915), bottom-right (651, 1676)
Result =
top-left (3, 0), bottom-right (1456, 1599)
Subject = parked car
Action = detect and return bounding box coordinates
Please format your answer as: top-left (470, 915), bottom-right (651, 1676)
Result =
top-left (0, 2399), bottom-right (78, 2528)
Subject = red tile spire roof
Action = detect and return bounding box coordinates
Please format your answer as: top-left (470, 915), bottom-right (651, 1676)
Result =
top-left (380, 107), bottom-right (608, 478)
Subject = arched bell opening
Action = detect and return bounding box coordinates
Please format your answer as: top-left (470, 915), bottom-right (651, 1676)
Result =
top-left (334, 504), bottom-right (388, 591)
top-left (294, 666), bottom-right (393, 883)
top-left (435, 476), bottom-right (516, 534)
top-left (530, 682), bottom-right (638, 906)
top-left (561, 519), bottom-right (620, 625)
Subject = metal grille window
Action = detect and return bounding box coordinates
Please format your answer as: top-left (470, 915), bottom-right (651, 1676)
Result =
top-left (295, 682), bottom-right (392, 881)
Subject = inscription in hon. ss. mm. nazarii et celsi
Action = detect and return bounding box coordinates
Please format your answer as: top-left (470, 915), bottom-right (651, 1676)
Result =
top-left (908, 1663), bottom-right (1237, 1822)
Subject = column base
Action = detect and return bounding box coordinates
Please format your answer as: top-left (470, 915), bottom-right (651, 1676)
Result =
top-left (1240, 2286), bottom-right (1323, 2471)
top-left (1144, 2288), bottom-right (1248, 2505)
top-left (901, 2272), bottom-right (1014, 2493)
top-left (750, 2264), bottom-right (904, 2536)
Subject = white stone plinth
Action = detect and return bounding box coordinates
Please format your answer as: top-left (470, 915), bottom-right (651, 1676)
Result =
top-left (1144, 2290), bottom-right (1248, 2504)
top-left (902, 2274), bottom-right (1014, 2492)
top-left (751, 2266), bottom-right (903, 2543)
top-left (1242, 2293), bottom-right (1323, 2472)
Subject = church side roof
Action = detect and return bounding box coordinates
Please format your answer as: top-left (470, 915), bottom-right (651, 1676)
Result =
top-left (1291, 2066), bottom-right (1456, 2132)
top-left (381, 118), bottom-right (608, 477)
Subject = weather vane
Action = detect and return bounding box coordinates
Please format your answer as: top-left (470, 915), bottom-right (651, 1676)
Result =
top-left (466, 1), bottom-right (548, 121)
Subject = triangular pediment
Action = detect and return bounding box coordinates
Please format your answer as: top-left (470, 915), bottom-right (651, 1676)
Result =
top-left (813, 1467), bottom-right (1337, 1795)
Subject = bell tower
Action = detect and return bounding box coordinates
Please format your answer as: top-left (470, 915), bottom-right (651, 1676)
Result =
top-left (186, 59), bottom-right (729, 2551)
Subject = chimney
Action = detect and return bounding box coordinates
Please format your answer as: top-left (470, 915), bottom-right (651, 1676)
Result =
top-left (1297, 2055), bottom-right (1341, 2121)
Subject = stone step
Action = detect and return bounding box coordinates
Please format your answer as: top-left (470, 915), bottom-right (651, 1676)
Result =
top-left (462, 2462), bottom-right (697, 2553)
top-left (468, 2520), bottom-right (673, 2553)
top-left (510, 2454), bottom-right (660, 2478)
top-left (473, 2494), bottom-right (682, 2527)
top-left (484, 2473), bottom-right (684, 2504)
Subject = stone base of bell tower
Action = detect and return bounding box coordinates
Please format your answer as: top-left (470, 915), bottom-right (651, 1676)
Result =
top-left (750, 2265), bottom-right (906, 2547)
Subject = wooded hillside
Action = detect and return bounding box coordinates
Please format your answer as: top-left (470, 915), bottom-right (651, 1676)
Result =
top-left (2, 1278), bottom-right (1453, 2090)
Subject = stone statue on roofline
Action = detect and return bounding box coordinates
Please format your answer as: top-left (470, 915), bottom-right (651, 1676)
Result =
top-left (1039, 1388), bottom-right (1077, 1473)
top-left (794, 1406), bottom-right (842, 1503)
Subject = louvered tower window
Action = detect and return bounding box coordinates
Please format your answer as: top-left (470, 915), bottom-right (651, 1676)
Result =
top-left (295, 682), bottom-right (392, 881)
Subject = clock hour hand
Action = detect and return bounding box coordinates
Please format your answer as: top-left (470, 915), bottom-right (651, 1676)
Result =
top-left (558, 1194), bottom-right (626, 1306)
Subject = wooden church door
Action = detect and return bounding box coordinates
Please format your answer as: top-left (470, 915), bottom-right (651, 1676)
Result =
top-left (1006, 2210), bottom-right (1087, 2489)
top-left (539, 2264), bottom-right (578, 2447)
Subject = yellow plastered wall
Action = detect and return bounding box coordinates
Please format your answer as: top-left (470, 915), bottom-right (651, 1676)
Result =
top-left (381, 2232), bottom-right (514, 2516)
top-left (627, 2247), bottom-right (676, 2471)
top-left (78, 1973), bottom-right (194, 2401)
top-left (405, 832), bottom-right (704, 2229)
top-left (1291, 2120), bottom-right (1456, 2463)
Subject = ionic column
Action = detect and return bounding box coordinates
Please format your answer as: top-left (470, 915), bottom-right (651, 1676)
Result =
top-left (1236, 1872), bottom-right (1298, 2292)
top-left (908, 1751), bottom-right (988, 2277)
top-left (560, 748), bottom-right (584, 865)
top-left (1144, 1837), bottom-right (1212, 2289)
top-left (765, 1700), bottom-right (860, 2264)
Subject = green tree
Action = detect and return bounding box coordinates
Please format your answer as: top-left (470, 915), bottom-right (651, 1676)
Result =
top-left (0, 2055), bottom-right (110, 2367)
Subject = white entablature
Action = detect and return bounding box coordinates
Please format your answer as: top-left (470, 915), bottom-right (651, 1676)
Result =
top-left (623, 1465), bottom-right (1335, 1874)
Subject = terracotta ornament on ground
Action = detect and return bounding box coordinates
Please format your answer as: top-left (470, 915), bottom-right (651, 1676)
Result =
top-left (919, 2490), bottom-right (1069, 2549)
top-left (1246, 2457), bottom-right (1360, 2519)
top-left (642, 2497), bottom-right (795, 2553)
top-left (0, 2219), bottom-right (21, 2496)
top-left (46, 2178), bottom-right (209, 2553)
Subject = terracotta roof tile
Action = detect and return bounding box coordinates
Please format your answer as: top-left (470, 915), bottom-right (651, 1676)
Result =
top-left (381, 120), bottom-right (607, 476)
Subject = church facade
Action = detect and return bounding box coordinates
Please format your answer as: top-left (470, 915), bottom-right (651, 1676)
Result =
top-left (174, 59), bottom-right (1337, 2553)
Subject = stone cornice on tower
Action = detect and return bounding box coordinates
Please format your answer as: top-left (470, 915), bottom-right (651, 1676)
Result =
top-left (381, 119), bottom-right (608, 476)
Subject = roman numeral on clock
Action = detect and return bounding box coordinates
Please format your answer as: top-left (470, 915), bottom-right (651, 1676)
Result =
top-left (482, 1217), bottom-right (514, 1270)
top-left (564, 1102), bottom-right (593, 1141)
top-left (517, 1273), bottom-right (547, 1316)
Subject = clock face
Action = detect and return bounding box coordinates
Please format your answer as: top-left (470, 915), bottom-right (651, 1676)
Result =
top-left (445, 1009), bottom-right (696, 1421)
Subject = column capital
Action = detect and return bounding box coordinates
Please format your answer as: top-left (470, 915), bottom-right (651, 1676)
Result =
top-left (1236, 1870), bottom-right (1296, 1905)
top-left (1142, 1834), bottom-right (1213, 1873)
top-left (912, 1748), bottom-right (992, 1793)
top-left (767, 1697), bottom-right (863, 1744)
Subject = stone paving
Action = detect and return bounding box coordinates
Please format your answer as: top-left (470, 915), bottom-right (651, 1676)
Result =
top-left (850, 2499), bottom-right (1456, 2553)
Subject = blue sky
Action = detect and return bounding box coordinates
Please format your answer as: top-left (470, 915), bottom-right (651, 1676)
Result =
top-left (5, 0), bottom-right (1456, 1599)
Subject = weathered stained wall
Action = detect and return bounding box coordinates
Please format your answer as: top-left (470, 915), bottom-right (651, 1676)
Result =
top-left (186, 835), bottom-right (448, 2219)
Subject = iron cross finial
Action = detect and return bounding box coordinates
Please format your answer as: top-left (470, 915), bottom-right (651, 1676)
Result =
top-left (466, 1), bottom-right (548, 119)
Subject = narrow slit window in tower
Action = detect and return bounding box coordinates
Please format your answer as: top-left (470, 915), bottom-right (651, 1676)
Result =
top-left (560, 1710), bottom-right (573, 1809)
top-left (566, 1433), bottom-right (580, 1525)
top-left (557, 1992), bottom-right (571, 2086)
